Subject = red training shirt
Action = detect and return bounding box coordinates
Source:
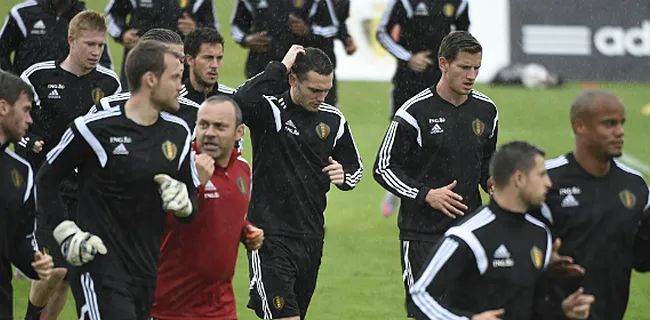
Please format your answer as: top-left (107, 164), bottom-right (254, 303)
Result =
top-left (152, 143), bottom-right (252, 320)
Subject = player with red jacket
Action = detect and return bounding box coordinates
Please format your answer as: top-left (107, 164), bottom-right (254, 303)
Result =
top-left (151, 95), bottom-right (264, 320)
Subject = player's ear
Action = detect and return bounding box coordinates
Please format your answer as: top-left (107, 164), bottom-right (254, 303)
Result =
top-left (571, 118), bottom-right (585, 135)
top-left (186, 55), bottom-right (195, 68)
top-left (0, 99), bottom-right (8, 116)
top-left (235, 123), bottom-right (245, 140)
top-left (438, 56), bottom-right (448, 72)
top-left (143, 71), bottom-right (157, 89)
top-left (512, 170), bottom-right (525, 189)
top-left (289, 73), bottom-right (297, 87)
top-left (68, 35), bottom-right (75, 47)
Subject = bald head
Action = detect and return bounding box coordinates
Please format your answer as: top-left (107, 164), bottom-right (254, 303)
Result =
top-left (198, 95), bottom-right (242, 126)
top-left (570, 90), bottom-right (621, 122)
top-left (569, 90), bottom-right (625, 160)
top-left (195, 95), bottom-right (244, 162)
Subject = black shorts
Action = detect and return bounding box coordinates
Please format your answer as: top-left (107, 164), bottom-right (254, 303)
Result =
top-left (401, 239), bottom-right (439, 318)
top-left (35, 195), bottom-right (77, 270)
top-left (68, 268), bottom-right (155, 320)
top-left (247, 235), bottom-right (324, 319)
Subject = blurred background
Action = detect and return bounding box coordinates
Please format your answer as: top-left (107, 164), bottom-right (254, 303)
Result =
top-left (4, 0), bottom-right (650, 318)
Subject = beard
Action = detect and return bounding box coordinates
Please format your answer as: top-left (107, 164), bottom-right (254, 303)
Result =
top-left (193, 68), bottom-right (216, 89)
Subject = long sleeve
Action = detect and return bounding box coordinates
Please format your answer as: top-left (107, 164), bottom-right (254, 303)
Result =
top-left (454, 0), bottom-right (470, 31)
top-left (376, 0), bottom-right (412, 62)
top-left (105, 0), bottom-right (133, 43)
top-left (174, 133), bottom-right (200, 224)
top-left (336, 0), bottom-right (351, 41)
top-left (480, 115), bottom-right (498, 193)
top-left (633, 190), bottom-right (650, 272)
top-left (36, 125), bottom-right (92, 226)
top-left (230, 0), bottom-right (253, 46)
top-left (234, 61), bottom-right (289, 130)
top-left (410, 236), bottom-right (476, 319)
top-left (332, 120), bottom-right (363, 191)
top-left (0, 13), bottom-right (23, 72)
top-left (192, 0), bottom-right (220, 31)
top-left (9, 185), bottom-right (39, 280)
top-left (373, 116), bottom-right (430, 204)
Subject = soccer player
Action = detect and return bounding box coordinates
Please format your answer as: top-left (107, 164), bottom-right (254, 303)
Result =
top-left (235, 45), bottom-right (363, 319)
top-left (151, 96), bottom-right (264, 320)
top-left (410, 141), bottom-right (595, 320)
top-left (230, 0), bottom-right (341, 104)
top-left (0, 0), bottom-right (113, 74)
top-left (17, 10), bottom-right (121, 318)
top-left (105, 0), bottom-right (219, 89)
top-left (180, 28), bottom-right (236, 104)
top-left (35, 40), bottom-right (199, 319)
top-left (0, 71), bottom-right (54, 319)
top-left (372, 30), bottom-right (498, 318)
top-left (377, 0), bottom-right (470, 216)
top-left (532, 90), bottom-right (650, 320)
top-left (89, 28), bottom-right (202, 130)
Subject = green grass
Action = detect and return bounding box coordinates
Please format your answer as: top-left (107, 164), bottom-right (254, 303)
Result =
top-left (5, 0), bottom-right (650, 318)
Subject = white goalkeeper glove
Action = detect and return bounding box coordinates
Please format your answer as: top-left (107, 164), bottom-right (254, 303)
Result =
top-left (153, 174), bottom-right (193, 218)
top-left (53, 221), bottom-right (107, 267)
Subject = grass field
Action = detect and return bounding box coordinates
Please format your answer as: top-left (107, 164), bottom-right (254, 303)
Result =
top-left (5, 0), bottom-right (650, 319)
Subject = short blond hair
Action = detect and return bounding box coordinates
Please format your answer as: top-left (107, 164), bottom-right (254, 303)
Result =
top-left (68, 10), bottom-right (107, 39)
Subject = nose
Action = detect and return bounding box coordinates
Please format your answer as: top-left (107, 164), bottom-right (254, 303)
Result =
top-left (467, 68), bottom-right (478, 80)
top-left (317, 92), bottom-right (328, 102)
top-left (545, 176), bottom-right (552, 188)
top-left (614, 123), bottom-right (624, 137)
top-left (26, 113), bottom-right (33, 125)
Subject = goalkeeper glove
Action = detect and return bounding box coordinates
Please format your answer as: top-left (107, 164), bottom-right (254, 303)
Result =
top-left (153, 174), bottom-right (193, 218)
top-left (53, 221), bottom-right (107, 267)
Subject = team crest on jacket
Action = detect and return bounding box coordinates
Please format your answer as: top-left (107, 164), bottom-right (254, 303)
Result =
top-left (443, 3), bottom-right (456, 17)
top-left (530, 246), bottom-right (544, 269)
top-left (315, 122), bottom-right (330, 139)
top-left (273, 295), bottom-right (285, 310)
top-left (161, 141), bottom-right (178, 161)
top-left (619, 189), bottom-right (636, 209)
top-left (237, 176), bottom-right (247, 195)
top-left (292, 0), bottom-right (304, 8)
top-left (91, 88), bottom-right (104, 104)
top-left (178, 0), bottom-right (188, 8)
top-left (471, 119), bottom-right (485, 136)
top-left (10, 169), bottom-right (23, 188)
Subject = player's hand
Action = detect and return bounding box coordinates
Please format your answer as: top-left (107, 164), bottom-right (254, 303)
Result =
top-left (32, 251), bottom-right (54, 280)
top-left (344, 38), bottom-right (357, 55)
top-left (562, 287), bottom-right (595, 319)
top-left (408, 51), bottom-right (433, 72)
top-left (178, 12), bottom-right (197, 36)
top-left (195, 153), bottom-right (215, 187)
top-left (547, 238), bottom-right (585, 279)
top-left (53, 220), bottom-right (107, 267)
top-left (32, 140), bottom-right (44, 153)
top-left (245, 32), bottom-right (271, 53)
top-left (154, 174), bottom-right (193, 218)
top-left (282, 45), bottom-right (306, 72)
top-left (288, 13), bottom-right (310, 36)
top-left (471, 309), bottom-right (504, 320)
top-left (243, 224), bottom-right (264, 250)
top-left (322, 156), bottom-right (345, 185)
top-left (122, 29), bottom-right (140, 49)
top-left (425, 180), bottom-right (468, 219)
